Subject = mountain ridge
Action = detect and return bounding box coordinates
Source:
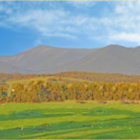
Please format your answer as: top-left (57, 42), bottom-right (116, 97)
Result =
top-left (0, 44), bottom-right (140, 75)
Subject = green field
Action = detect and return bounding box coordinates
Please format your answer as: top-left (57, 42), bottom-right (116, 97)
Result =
top-left (0, 103), bottom-right (140, 139)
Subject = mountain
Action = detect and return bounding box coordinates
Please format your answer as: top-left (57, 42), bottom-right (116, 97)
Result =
top-left (0, 61), bottom-right (27, 73)
top-left (0, 45), bottom-right (91, 73)
top-left (0, 44), bottom-right (140, 75)
top-left (59, 45), bottom-right (140, 75)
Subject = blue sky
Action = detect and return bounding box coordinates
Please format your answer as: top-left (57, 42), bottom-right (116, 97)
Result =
top-left (0, 1), bottom-right (140, 55)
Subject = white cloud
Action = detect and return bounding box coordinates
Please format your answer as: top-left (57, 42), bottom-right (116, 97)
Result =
top-left (7, 9), bottom-right (78, 39)
top-left (1, 1), bottom-right (140, 45)
top-left (5, 6), bottom-right (95, 39)
top-left (9, 9), bottom-right (67, 26)
top-left (109, 32), bottom-right (140, 43)
top-left (97, 1), bottom-right (140, 45)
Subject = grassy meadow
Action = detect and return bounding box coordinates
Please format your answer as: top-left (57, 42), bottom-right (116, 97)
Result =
top-left (0, 102), bottom-right (140, 139)
top-left (1, 72), bottom-right (140, 139)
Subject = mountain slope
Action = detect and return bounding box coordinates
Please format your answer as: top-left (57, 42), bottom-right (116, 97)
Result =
top-left (1, 45), bottom-right (92, 73)
top-left (0, 44), bottom-right (140, 75)
top-left (60, 45), bottom-right (140, 75)
top-left (0, 61), bottom-right (28, 73)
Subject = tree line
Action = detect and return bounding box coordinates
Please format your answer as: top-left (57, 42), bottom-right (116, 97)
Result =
top-left (1, 72), bottom-right (140, 84)
top-left (0, 80), bottom-right (140, 103)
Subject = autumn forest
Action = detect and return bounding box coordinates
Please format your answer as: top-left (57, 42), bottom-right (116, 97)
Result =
top-left (0, 72), bottom-right (140, 103)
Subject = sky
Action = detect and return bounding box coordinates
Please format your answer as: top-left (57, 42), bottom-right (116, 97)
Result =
top-left (0, 1), bottom-right (140, 55)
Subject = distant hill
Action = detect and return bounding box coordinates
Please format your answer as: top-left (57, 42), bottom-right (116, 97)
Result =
top-left (0, 61), bottom-right (24, 73)
top-left (0, 44), bottom-right (140, 75)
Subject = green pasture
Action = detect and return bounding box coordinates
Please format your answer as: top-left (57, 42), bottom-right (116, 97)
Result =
top-left (0, 102), bottom-right (140, 139)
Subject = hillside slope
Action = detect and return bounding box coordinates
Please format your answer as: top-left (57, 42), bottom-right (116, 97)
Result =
top-left (0, 45), bottom-right (140, 75)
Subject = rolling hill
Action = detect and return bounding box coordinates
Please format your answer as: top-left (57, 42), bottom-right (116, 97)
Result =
top-left (0, 44), bottom-right (140, 75)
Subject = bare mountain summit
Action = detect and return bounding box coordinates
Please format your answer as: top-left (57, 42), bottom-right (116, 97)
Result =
top-left (0, 45), bottom-right (140, 75)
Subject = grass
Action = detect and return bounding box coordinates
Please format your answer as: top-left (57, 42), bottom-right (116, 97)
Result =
top-left (0, 102), bottom-right (140, 139)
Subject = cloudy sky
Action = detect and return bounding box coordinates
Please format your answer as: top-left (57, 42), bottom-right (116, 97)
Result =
top-left (0, 1), bottom-right (140, 55)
